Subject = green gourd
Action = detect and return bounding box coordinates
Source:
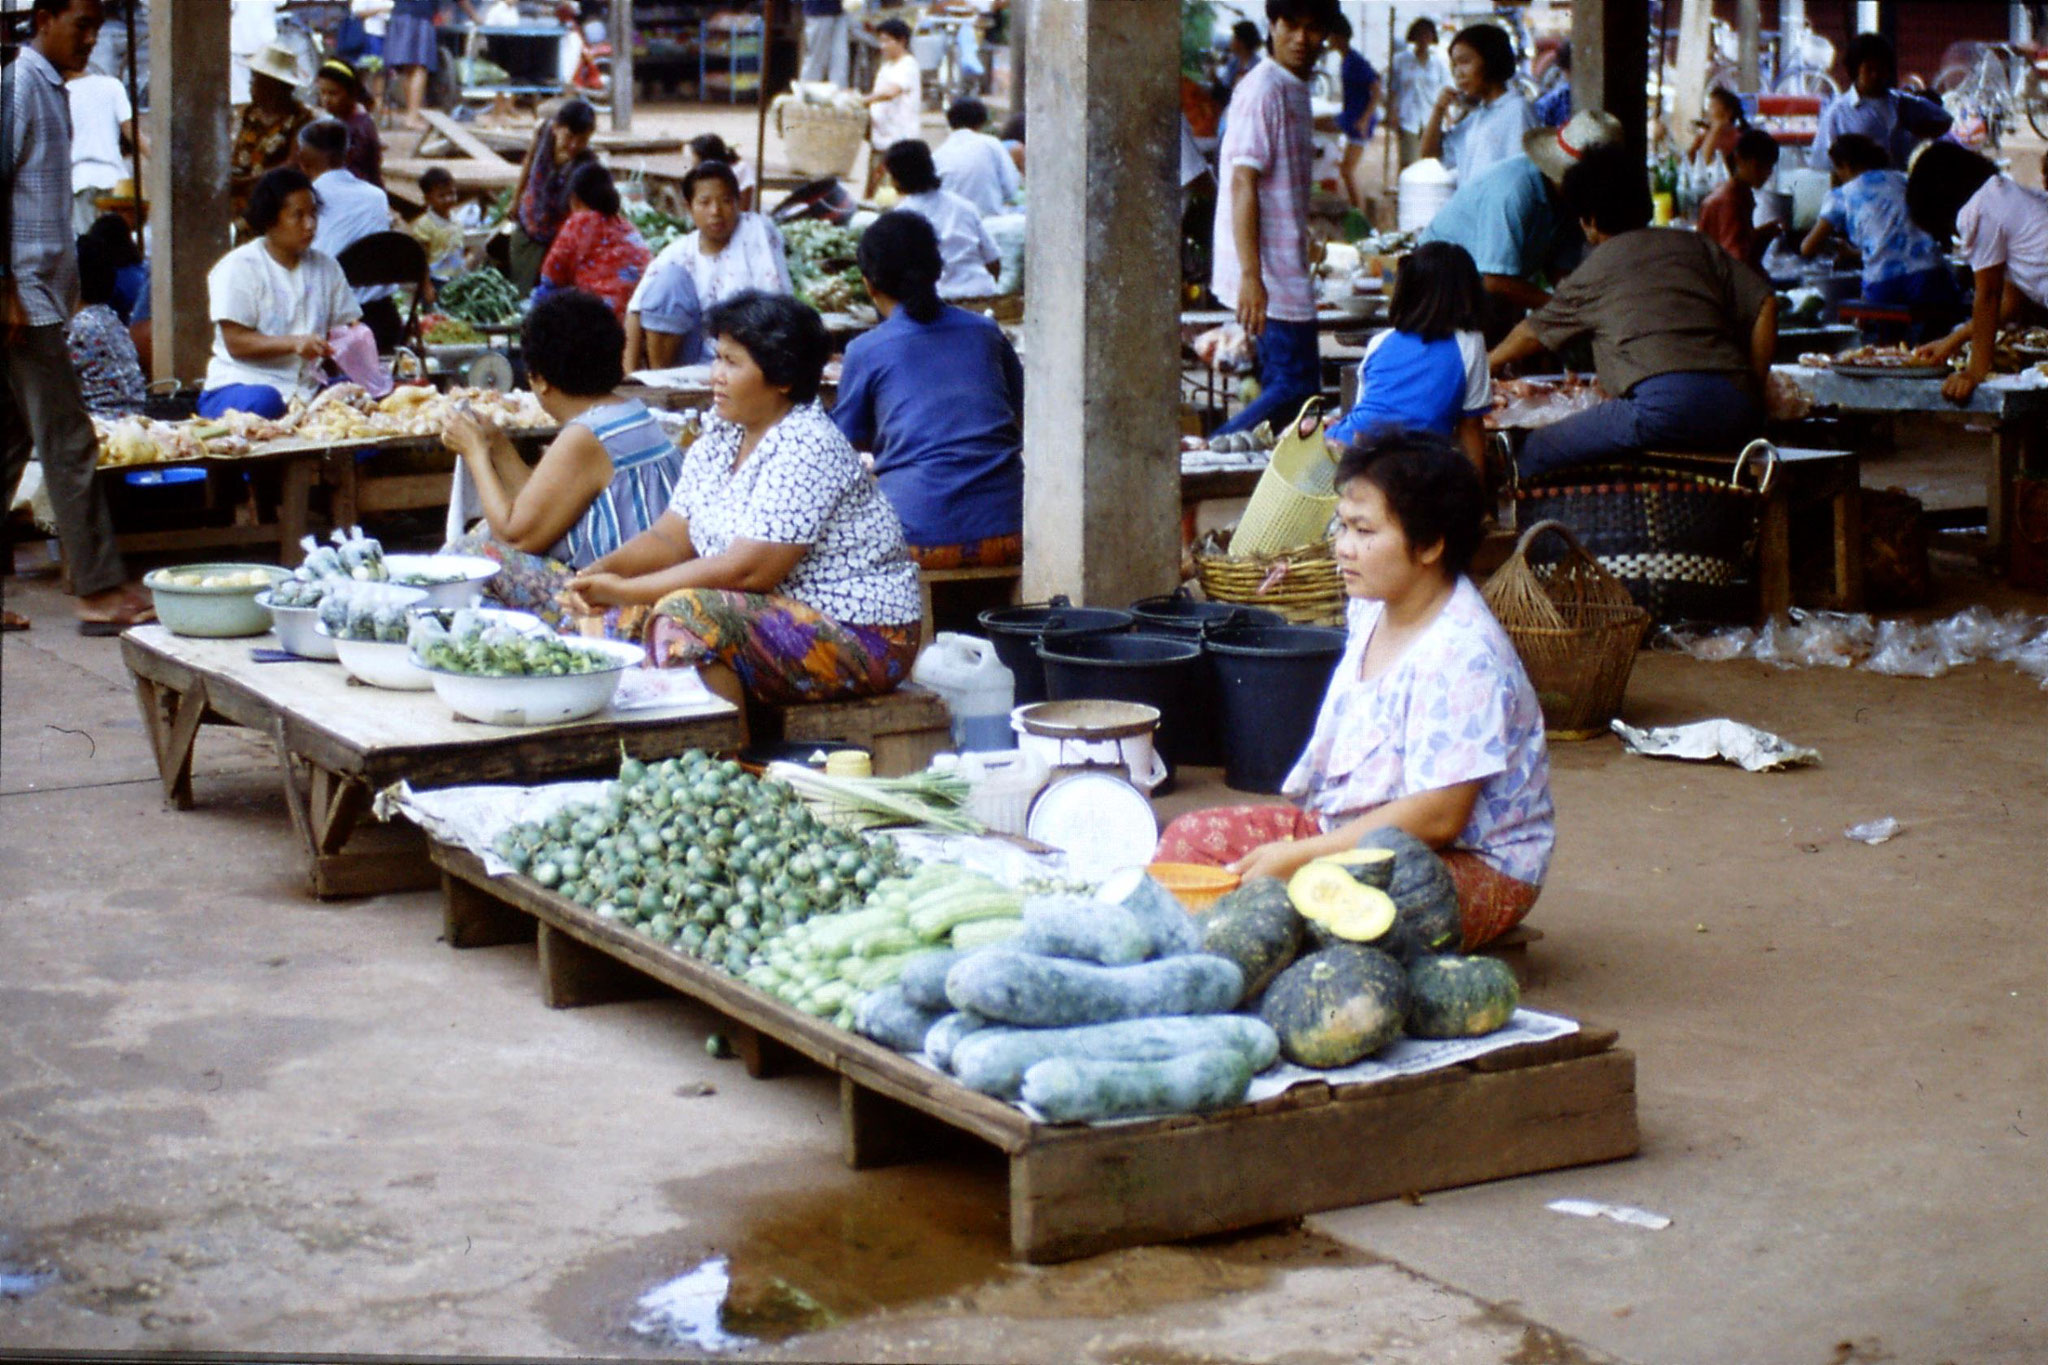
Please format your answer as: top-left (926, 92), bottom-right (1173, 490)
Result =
top-left (943, 950), bottom-right (1244, 1028)
top-left (1197, 881), bottom-right (1303, 1003)
top-left (1353, 828), bottom-right (1463, 961)
top-left (1405, 954), bottom-right (1519, 1038)
top-left (853, 984), bottom-right (947, 1053)
top-left (1260, 944), bottom-right (1410, 1068)
top-left (1020, 1048), bottom-right (1254, 1123)
top-left (1017, 894), bottom-right (1152, 966)
top-left (948, 1014), bottom-right (1279, 1098)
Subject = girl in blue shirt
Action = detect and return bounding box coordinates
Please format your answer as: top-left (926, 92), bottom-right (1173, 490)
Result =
top-left (1327, 241), bottom-right (1493, 474)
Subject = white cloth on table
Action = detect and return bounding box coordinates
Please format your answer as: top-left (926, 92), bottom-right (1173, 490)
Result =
top-left (203, 239), bottom-right (362, 398)
top-left (899, 188), bottom-right (1000, 299)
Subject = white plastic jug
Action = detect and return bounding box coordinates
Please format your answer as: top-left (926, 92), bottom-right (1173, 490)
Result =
top-left (911, 632), bottom-right (1016, 751)
top-left (950, 746), bottom-right (1049, 836)
top-left (1397, 157), bottom-right (1457, 234)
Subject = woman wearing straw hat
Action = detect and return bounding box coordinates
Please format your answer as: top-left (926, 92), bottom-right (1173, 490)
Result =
top-left (230, 43), bottom-right (316, 221)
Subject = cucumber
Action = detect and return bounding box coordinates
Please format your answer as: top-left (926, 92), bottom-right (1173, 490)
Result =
top-left (944, 950), bottom-right (1244, 1028)
top-left (1020, 1048), bottom-right (1255, 1123)
top-left (950, 1014), bottom-right (1280, 1098)
top-left (1097, 867), bottom-right (1203, 957)
top-left (1017, 894), bottom-right (1152, 966)
top-left (854, 984), bottom-right (947, 1053)
top-left (923, 1010), bottom-right (988, 1068)
top-left (898, 948), bottom-right (964, 1013)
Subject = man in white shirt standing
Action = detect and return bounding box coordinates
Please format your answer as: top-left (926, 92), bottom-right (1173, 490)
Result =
top-left (930, 97), bottom-right (1018, 219)
top-left (296, 119), bottom-right (402, 348)
top-left (66, 67), bottom-right (140, 234)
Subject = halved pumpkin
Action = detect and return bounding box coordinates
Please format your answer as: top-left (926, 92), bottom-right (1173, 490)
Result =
top-left (1286, 861), bottom-right (1397, 942)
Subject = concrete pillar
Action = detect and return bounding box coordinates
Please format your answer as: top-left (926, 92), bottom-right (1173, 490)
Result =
top-left (609, 0), bottom-right (634, 131)
top-left (1018, 0), bottom-right (1181, 608)
top-left (1574, 0), bottom-right (1650, 164)
top-left (1738, 0), bottom-right (1764, 91)
top-left (145, 0), bottom-right (231, 384)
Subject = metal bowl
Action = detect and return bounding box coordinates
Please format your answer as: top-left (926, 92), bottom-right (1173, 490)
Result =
top-left (323, 629), bottom-right (436, 690)
top-left (254, 590), bottom-right (339, 660)
top-left (383, 553), bottom-right (502, 609)
top-left (142, 563), bottom-right (289, 637)
top-left (417, 637), bottom-right (644, 726)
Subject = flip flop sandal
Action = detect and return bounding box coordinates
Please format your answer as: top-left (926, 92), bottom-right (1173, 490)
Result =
top-left (2, 610), bottom-right (28, 632)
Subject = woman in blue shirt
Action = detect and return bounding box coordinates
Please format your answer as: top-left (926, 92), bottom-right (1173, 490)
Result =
top-left (1327, 242), bottom-right (1492, 475)
top-left (830, 211), bottom-right (1024, 568)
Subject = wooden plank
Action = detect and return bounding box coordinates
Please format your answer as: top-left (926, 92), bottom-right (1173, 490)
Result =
top-left (311, 841), bottom-right (438, 899)
top-left (731, 1024), bottom-right (802, 1080)
top-left (443, 871), bottom-right (538, 947)
top-left (158, 678), bottom-right (208, 809)
top-left (538, 921), bottom-right (666, 1009)
top-left (418, 110), bottom-right (513, 166)
top-left (381, 154), bottom-right (523, 194)
top-left (1007, 1047), bottom-right (1640, 1263)
top-left (357, 472), bottom-right (457, 515)
top-left (841, 1076), bottom-right (978, 1170)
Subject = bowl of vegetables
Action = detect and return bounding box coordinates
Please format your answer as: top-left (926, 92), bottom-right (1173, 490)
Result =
top-left (253, 590), bottom-right (339, 659)
top-left (410, 608), bottom-right (643, 725)
top-left (315, 581), bottom-right (433, 688)
top-left (383, 553), bottom-right (501, 608)
top-left (142, 563), bottom-right (290, 637)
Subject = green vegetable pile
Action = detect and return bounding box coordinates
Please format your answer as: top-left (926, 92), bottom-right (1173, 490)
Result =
top-left (409, 609), bottom-right (612, 676)
top-left (783, 219), bottom-right (869, 314)
top-left (767, 761), bottom-right (981, 834)
top-left (492, 751), bottom-right (911, 978)
top-left (623, 197), bottom-right (689, 254)
top-left (438, 267), bottom-right (523, 326)
top-left (422, 314), bottom-right (484, 345)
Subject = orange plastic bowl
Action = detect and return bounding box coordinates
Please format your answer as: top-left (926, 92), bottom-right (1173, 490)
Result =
top-left (1147, 862), bottom-right (1241, 912)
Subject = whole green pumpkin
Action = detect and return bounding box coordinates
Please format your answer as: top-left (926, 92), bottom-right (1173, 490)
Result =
top-left (1260, 944), bottom-right (1409, 1068)
top-left (1354, 828), bottom-right (1462, 960)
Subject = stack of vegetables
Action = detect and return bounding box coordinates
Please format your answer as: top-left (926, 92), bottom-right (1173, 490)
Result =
top-left (269, 528), bottom-right (389, 608)
top-left (438, 267), bottom-right (523, 327)
top-left (492, 752), bottom-right (911, 979)
top-left (409, 610), bottom-right (612, 677)
top-left (783, 219), bottom-right (869, 314)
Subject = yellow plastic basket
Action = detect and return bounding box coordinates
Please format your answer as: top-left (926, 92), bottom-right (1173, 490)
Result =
top-left (1226, 397), bottom-right (1340, 557)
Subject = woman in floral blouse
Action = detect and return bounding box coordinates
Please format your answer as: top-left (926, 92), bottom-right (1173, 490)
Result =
top-left (537, 164), bottom-right (651, 320)
top-left (1156, 429), bottom-right (1555, 950)
top-left (230, 45), bottom-right (316, 222)
top-left (562, 291), bottom-right (922, 707)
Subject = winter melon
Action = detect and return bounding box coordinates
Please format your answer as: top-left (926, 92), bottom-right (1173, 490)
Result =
top-left (1405, 954), bottom-right (1519, 1038)
top-left (1259, 944), bottom-right (1409, 1068)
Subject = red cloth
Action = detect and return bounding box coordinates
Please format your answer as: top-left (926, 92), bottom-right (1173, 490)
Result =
top-left (1697, 179), bottom-right (1759, 266)
top-left (1154, 804), bottom-right (1542, 950)
top-left (539, 210), bottom-right (653, 319)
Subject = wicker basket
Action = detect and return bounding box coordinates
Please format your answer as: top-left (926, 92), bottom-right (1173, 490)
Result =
top-left (1512, 441), bottom-right (1778, 624)
top-left (1227, 397), bottom-right (1339, 557)
top-left (774, 97), bottom-right (870, 178)
top-left (1196, 540), bottom-right (1345, 626)
top-left (1482, 520), bottom-right (1651, 740)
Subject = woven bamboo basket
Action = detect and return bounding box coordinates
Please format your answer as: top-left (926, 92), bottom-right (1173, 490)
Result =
top-left (1195, 540), bottom-right (1345, 626)
top-left (1482, 519), bottom-right (1651, 740)
top-left (774, 97), bottom-right (870, 178)
top-left (1226, 397), bottom-right (1339, 557)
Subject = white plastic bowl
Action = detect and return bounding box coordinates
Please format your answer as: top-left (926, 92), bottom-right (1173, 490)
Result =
top-left (384, 553), bottom-right (501, 608)
top-left (418, 637), bottom-right (644, 726)
top-left (324, 629), bottom-right (436, 690)
top-left (255, 590), bottom-right (339, 660)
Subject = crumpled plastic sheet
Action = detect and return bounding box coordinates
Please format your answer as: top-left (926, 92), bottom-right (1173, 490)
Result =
top-left (1611, 718), bottom-right (1821, 771)
top-left (1190, 323), bottom-right (1256, 373)
top-left (1657, 607), bottom-right (2048, 686)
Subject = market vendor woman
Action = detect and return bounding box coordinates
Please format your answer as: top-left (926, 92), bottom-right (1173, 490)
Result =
top-left (1156, 429), bottom-right (1554, 951)
top-left (562, 291), bottom-right (923, 707)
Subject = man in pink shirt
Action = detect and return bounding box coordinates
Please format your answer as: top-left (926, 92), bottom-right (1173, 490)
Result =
top-left (1209, 0), bottom-right (1341, 437)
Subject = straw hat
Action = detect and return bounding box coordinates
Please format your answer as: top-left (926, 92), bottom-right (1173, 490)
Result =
top-left (1523, 110), bottom-right (1624, 185)
top-left (244, 43), bottom-right (303, 89)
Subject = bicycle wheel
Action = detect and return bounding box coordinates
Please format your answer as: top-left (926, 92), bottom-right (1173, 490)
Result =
top-left (2028, 74), bottom-right (2048, 140)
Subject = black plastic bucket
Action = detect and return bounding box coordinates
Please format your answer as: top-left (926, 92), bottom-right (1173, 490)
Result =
top-left (978, 602), bottom-right (1134, 705)
top-left (1205, 625), bottom-right (1349, 794)
top-left (1129, 595), bottom-right (1286, 639)
top-left (1037, 633), bottom-right (1207, 771)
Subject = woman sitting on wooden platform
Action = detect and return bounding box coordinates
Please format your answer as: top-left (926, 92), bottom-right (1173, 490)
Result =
top-left (561, 291), bottom-right (923, 708)
top-left (442, 290), bottom-right (685, 627)
top-left (1155, 429), bottom-right (1554, 951)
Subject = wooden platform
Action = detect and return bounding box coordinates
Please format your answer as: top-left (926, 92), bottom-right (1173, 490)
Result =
top-left (122, 627), bottom-right (742, 898)
top-left (429, 842), bottom-right (1640, 1262)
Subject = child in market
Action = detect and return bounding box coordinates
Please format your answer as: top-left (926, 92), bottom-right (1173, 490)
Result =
top-left (1801, 133), bottom-right (1960, 343)
top-left (1325, 241), bottom-right (1491, 477)
top-left (407, 166), bottom-right (469, 282)
top-left (1907, 140), bottom-right (2048, 402)
top-left (1696, 128), bottom-right (1781, 269)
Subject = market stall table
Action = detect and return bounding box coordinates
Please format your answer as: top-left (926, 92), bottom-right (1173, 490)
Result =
top-left (96, 444), bottom-right (330, 566)
top-left (121, 627), bottom-right (741, 899)
top-left (426, 839), bottom-right (1640, 1263)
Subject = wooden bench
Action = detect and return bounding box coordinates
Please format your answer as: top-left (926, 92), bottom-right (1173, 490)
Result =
top-left (753, 684), bottom-right (953, 777)
top-left (1646, 445), bottom-right (1863, 617)
top-left (919, 563), bottom-right (1022, 643)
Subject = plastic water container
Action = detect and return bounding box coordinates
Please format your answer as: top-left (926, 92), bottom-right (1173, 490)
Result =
top-left (936, 747), bottom-right (1049, 837)
top-left (911, 632), bottom-right (1016, 751)
top-left (1397, 158), bottom-right (1457, 234)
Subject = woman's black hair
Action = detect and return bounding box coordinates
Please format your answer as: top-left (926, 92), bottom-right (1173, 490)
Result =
top-left (1734, 127), bottom-right (1781, 169)
top-left (876, 16), bottom-right (912, 44)
top-left (681, 159), bottom-right (741, 204)
top-left (946, 96), bottom-right (988, 131)
top-left (1389, 240), bottom-right (1484, 342)
top-left (1230, 19), bottom-right (1261, 50)
top-left (1328, 12), bottom-right (1352, 42)
top-left (883, 139), bottom-right (941, 195)
top-left (1706, 85), bottom-right (1745, 123)
top-left (858, 210), bottom-right (945, 324)
top-left (1405, 17), bottom-right (1438, 45)
top-left (553, 97), bottom-right (597, 136)
top-left (84, 213), bottom-right (140, 270)
top-left (521, 289), bottom-right (625, 397)
top-left (706, 290), bottom-right (831, 406)
top-left (75, 235), bottom-right (117, 307)
top-left (1905, 140), bottom-right (1998, 246)
top-left (688, 133), bottom-right (739, 165)
top-left (316, 59), bottom-right (362, 101)
top-left (246, 167), bottom-right (314, 235)
top-left (1561, 143), bottom-right (1652, 235)
top-left (1265, 0), bottom-right (1340, 29)
top-left (568, 161), bottom-right (620, 217)
top-left (1334, 428), bottom-right (1487, 578)
top-left (1450, 23), bottom-right (1517, 87)
top-left (1845, 32), bottom-right (1897, 85)
top-left (1827, 131), bottom-right (1888, 175)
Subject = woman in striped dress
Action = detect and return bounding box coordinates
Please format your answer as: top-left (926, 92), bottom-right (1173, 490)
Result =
top-left (442, 291), bottom-right (685, 629)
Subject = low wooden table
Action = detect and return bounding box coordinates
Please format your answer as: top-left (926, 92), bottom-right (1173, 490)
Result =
top-left (99, 447), bottom-right (327, 566)
top-left (122, 627), bottom-right (743, 899)
top-left (431, 842), bottom-right (1639, 1263)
